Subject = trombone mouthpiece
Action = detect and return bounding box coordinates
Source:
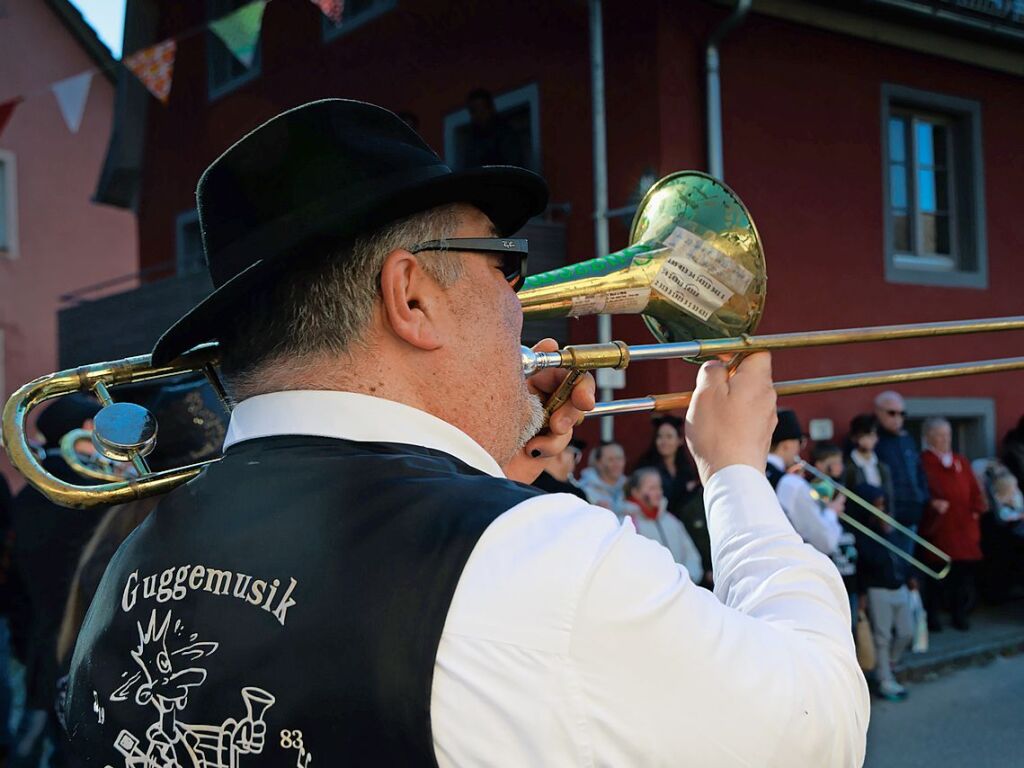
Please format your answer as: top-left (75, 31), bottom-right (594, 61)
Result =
top-left (521, 346), bottom-right (565, 376)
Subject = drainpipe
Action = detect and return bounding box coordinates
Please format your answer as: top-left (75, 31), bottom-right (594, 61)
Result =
top-left (706, 0), bottom-right (752, 179)
top-left (589, 0), bottom-right (614, 441)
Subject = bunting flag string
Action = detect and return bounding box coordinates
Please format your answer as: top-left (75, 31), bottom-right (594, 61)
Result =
top-left (210, 0), bottom-right (268, 69)
top-left (0, 0), bottom-right (349, 132)
top-left (123, 39), bottom-right (177, 104)
top-left (51, 71), bottom-right (94, 133)
top-left (311, 0), bottom-right (345, 26)
top-left (0, 97), bottom-right (22, 139)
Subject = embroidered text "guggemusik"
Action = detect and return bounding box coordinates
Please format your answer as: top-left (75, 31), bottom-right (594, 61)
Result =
top-left (121, 566), bottom-right (298, 626)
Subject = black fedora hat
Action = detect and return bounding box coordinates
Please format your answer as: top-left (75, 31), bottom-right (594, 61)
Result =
top-left (772, 409), bottom-right (804, 445)
top-left (151, 99), bottom-right (548, 365)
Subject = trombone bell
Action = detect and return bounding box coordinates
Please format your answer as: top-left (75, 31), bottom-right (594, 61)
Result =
top-left (519, 171), bottom-right (766, 361)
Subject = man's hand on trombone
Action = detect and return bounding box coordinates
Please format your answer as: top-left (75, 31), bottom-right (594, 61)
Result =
top-left (504, 338), bottom-right (596, 484)
top-left (685, 352), bottom-right (777, 487)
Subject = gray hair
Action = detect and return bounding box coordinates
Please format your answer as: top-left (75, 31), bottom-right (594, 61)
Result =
top-left (219, 204), bottom-right (461, 401)
top-left (874, 390), bottom-right (904, 408)
top-left (922, 416), bottom-right (951, 436)
top-left (624, 466), bottom-right (661, 498)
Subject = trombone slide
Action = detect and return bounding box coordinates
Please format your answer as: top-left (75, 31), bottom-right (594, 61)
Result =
top-left (800, 461), bottom-right (951, 581)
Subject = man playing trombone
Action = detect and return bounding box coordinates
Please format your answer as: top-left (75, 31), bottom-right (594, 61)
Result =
top-left (64, 100), bottom-right (868, 766)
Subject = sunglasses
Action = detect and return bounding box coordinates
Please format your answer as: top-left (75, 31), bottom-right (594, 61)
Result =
top-left (407, 237), bottom-right (529, 291)
top-left (885, 410), bottom-right (907, 417)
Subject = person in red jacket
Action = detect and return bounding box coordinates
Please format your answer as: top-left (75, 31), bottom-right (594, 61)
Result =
top-left (919, 417), bottom-right (988, 631)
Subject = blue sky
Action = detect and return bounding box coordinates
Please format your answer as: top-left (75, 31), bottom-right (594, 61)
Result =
top-left (69, 0), bottom-right (126, 59)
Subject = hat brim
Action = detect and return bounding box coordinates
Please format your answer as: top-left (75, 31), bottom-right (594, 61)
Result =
top-left (151, 165), bottom-right (547, 366)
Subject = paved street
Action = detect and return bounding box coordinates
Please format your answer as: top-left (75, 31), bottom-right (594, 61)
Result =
top-left (864, 653), bottom-right (1024, 767)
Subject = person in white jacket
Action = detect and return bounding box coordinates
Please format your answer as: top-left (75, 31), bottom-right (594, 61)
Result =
top-left (766, 409), bottom-right (845, 555)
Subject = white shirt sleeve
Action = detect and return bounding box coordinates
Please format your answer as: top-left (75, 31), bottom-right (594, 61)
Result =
top-left (571, 465), bottom-right (869, 767)
top-left (776, 474), bottom-right (843, 554)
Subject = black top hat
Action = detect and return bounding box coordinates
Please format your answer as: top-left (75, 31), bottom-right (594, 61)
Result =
top-left (151, 99), bottom-right (548, 365)
top-left (772, 409), bottom-right (803, 445)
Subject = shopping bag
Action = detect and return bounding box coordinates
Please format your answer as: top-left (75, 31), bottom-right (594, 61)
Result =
top-left (909, 588), bottom-right (929, 653)
top-left (855, 608), bottom-right (876, 671)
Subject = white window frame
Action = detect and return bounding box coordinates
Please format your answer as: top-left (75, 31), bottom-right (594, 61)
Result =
top-left (322, 0), bottom-right (396, 42)
top-left (207, 0), bottom-right (262, 102)
top-left (0, 149), bottom-right (18, 260)
top-left (443, 83), bottom-right (541, 173)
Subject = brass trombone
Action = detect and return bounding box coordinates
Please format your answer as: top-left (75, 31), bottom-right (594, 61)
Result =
top-left (4, 172), bottom-right (1023, 509)
top-left (58, 428), bottom-right (129, 483)
top-left (800, 461), bottom-right (951, 581)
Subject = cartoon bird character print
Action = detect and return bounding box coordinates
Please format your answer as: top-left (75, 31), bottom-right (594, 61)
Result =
top-left (110, 610), bottom-right (275, 768)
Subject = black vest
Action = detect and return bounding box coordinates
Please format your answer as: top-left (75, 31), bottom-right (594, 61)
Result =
top-left (765, 461), bottom-right (785, 489)
top-left (65, 436), bottom-right (539, 767)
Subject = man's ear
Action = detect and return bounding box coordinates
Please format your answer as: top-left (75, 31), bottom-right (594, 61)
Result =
top-left (378, 248), bottom-right (448, 351)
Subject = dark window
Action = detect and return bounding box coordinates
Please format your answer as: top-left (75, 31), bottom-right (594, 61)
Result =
top-left (904, 397), bottom-right (996, 460)
top-left (176, 211), bottom-right (204, 275)
top-left (207, 0), bottom-right (262, 101)
top-left (445, 84), bottom-right (541, 173)
top-left (882, 86), bottom-right (986, 288)
top-left (322, 0), bottom-right (396, 41)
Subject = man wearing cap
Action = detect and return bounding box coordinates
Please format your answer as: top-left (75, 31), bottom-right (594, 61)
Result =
top-left (64, 100), bottom-right (867, 766)
top-left (766, 409), bottom-right (845, 556)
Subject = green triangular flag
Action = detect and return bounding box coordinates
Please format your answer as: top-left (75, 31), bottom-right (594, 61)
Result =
top-left (209, 0), bottom-right (267, 69)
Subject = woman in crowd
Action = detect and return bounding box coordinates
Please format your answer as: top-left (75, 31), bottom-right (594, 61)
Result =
top-left (633, 415), bottom-right (711, 585)
top-left (619, 468), bottom-right (703, 583)
top-left (976, 462), bottom-right (1024, 603)
top-left (919, 417), bottom-right (987, 631)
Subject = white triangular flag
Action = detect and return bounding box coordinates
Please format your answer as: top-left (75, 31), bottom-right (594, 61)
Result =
top-left (52, 71), bottom-right (94, 133)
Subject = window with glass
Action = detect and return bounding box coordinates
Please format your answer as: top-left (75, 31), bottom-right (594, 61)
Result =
top-left (888, 112), bottom-right (955, 267)
top-left (444, 84), bottom-right (541, 174)
top-left (0, 159), bottom-right (8, 252)
top-left (0, 150), bottom-right (17, 258)
top-left (882, 86), bottom-right (985, 288)
top-left (207, 0), bottom-right (262, 100)
top-left (322, 0), bottom-right (396, 41)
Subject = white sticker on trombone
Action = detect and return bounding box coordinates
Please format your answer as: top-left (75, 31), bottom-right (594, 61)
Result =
top-left (651, 255), bottom-right (733, 322)
top-left (664, 226), bottom-right (754, 294)
top-left (568, 288), bottom-right (651, 318)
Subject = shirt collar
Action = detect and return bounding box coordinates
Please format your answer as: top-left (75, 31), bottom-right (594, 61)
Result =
top-left (223, 390), bottom-right (505, 478)
top-left (766, 453), bottom-right (786, 471)
top-left (850, 450), bottom-right (877, 469)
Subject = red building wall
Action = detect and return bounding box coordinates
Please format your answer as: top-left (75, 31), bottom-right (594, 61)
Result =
top-left (134, 0), bottom-right (1024, 461)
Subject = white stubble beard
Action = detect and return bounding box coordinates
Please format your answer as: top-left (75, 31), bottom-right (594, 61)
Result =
top-left (515, 389), bottom-right (546, 454)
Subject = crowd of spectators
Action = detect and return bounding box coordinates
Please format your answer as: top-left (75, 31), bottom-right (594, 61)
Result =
top-left (533, 389), bottom-right (1024, 704)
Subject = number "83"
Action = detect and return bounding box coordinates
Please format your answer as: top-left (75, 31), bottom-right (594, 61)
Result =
top-left (280, 730), bottom-right (304, 750)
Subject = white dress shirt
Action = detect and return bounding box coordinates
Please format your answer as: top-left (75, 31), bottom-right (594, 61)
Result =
top-left (227, 391), bottom-right (869, 767)
top-left (768, 453), bottom-right (844, 556)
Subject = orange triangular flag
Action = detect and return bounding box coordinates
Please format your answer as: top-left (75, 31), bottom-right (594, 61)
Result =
top-left (124, 39), bottom-right (177, 104)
